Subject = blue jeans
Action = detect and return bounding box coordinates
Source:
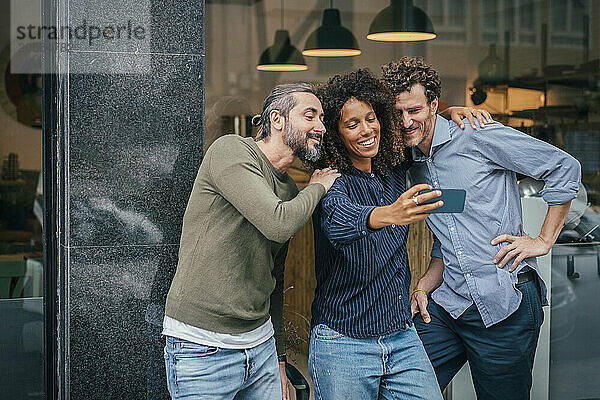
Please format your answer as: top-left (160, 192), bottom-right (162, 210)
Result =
top-left (163, 336), bottom-right (282, 399)
top-left (414, 279), bottom-right (544, 400)
top-left (308, 323), bottom-right (443, 400)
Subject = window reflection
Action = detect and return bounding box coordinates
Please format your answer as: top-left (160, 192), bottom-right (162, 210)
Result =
top-left (0, 0), bottom-right (45, 396)
top-left (0, 147), bottom-right (43, 299)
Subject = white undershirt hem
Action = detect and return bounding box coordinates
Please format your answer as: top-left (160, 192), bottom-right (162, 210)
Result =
top-left (162, 315), bottom-right (274, 349)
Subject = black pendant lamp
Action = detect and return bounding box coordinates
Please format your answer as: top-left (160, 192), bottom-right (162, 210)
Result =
top-left (367, 0), bottom-right (436, 42)
top-left (256, 1), bottom-right (307, 71)
top-left (302, 2), bottom-right (361, 57)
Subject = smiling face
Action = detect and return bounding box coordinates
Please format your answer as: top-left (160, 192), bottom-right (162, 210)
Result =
top-left (283, 92), bottom-right (326, 162)
top-left (338, 98), bottom-right (380, 172)
top-left (394, 83), bottom-right (438, 154)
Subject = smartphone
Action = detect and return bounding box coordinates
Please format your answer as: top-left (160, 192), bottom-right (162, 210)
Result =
top-left (420, 189), bottom-right (466, 213)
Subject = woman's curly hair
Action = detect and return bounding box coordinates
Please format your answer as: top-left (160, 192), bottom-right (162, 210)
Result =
top-left (310, 68), bottom-right (404, 176)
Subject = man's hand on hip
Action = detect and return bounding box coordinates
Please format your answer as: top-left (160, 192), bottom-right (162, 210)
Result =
top-left (491, 234), bottom-right (551, 272)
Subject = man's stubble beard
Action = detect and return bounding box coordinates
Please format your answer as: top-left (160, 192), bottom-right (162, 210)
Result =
top-left (404, 112), bottom-right (435, 149)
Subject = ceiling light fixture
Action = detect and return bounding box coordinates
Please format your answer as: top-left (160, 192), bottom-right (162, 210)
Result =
top-left (303, 1), bottom-right (361, 57)
top-left (257, 0), bottom-right (307, 71)
top-left (367, 0), bottom-right (436, 42)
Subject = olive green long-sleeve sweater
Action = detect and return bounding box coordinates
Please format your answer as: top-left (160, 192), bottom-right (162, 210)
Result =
top-left (165, 134), bottom-right (325, 355)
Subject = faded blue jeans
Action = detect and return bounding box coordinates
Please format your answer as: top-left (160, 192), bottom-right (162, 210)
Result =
top-left (164, 335), bottom-right (282, 399)
top-left (308, 323), bottom-right (443, 400)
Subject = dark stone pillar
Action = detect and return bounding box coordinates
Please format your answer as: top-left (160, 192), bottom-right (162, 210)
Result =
top-left (51, 0), bottom-right (204, 398)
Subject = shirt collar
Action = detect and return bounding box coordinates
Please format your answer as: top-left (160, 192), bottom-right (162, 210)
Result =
top-left (410, 115), bottom-right (451, 161)
top-left (351, 165), bottom-right (378, 178)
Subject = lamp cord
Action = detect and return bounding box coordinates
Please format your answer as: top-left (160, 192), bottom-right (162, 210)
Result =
top-left (281, 0), bottom-right (284, 30)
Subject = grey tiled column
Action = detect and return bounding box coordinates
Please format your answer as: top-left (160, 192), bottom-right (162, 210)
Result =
top-left (54, 0), bottom-right (204, 398)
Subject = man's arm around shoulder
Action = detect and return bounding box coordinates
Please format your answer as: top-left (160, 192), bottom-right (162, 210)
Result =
top-left (208, 137), bottom-right (339, 243)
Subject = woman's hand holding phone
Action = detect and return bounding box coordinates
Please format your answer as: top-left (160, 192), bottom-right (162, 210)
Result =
top-left (367, 184), bottom-right (443, 229)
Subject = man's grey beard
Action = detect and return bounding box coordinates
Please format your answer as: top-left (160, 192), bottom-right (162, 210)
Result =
top-left (283, 122), bottom-right (322, 162)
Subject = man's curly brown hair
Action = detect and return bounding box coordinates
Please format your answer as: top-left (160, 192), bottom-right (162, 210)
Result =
top-left (381, 57), bottom-right (441, 103)
top-left (310, 68), bottom-right (404, 176)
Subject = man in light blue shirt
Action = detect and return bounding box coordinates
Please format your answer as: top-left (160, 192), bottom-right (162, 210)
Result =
top-left (381, 57), bottom-right (581, 399)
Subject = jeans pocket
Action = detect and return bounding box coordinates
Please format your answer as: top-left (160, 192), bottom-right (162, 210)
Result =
top-left (175, 340), bottom-right (219, 359)
top-left (532, 280), bottom-right (544, 329)
top-left (518, 280), bottom-right (543, 331)
top-left (314, 324), bottom-right (344, 340)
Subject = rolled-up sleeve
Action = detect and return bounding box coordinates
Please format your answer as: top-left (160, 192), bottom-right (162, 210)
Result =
top-left (538, 161), bottom-right (581, 205)
top-left (473, 122), bottom-right (581, 205)
top-left (320, 180), bottom-right (376, 248)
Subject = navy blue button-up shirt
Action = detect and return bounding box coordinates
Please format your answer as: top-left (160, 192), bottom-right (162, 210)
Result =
top-left (311, 166), bottom-right (412, 337)
top-left (408, 116), bottom-right (581, 327)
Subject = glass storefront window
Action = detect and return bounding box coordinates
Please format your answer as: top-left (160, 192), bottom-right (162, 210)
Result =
top-left (206, 1), bottom-right (599, 398)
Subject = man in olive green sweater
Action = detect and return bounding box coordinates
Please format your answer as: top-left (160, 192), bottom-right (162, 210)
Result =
top-left (163, 83), bottom-right (339, 400)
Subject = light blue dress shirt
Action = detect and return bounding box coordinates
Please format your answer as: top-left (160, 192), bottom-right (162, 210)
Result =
top-left (407, 116), bottom-right (581, 327)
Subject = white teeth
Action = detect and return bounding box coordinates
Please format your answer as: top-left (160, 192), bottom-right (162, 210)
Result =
top-left (360, 137), bottom-right (375, 147)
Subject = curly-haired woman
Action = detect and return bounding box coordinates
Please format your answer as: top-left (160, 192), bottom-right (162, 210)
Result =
top-left (306, 68), bottom-right (490, 399)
